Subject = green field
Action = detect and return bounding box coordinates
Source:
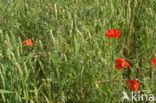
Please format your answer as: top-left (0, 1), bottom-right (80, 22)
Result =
top-left (0, 0), bottom-right (156, 102)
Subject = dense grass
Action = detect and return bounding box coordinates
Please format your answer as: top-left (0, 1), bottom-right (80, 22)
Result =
top-left (0, 0), bottom-right (156, 102)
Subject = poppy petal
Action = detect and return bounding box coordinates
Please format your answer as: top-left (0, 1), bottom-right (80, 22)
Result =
top-left (126, 79), bottom-right (139, 91)
top-left (23, 39), bottom-right (32, 46)
top-left (115, 64), bottom-right (123, 70)
top-left (115, 58), bottom-right (130, 69)
top-left (106, 29), bottom-right (121, 38)
top-left (114, 29), bottom-right (121, 38)
top-left (153, 58), bottom-right (156, 67)
top-left (106, 30), bottom-right (114, 38)
top-left (126, 80), bottom-right (130, 85)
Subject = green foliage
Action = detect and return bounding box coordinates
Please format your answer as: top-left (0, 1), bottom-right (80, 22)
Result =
top-left (0, 0), bottom-right (156, 102)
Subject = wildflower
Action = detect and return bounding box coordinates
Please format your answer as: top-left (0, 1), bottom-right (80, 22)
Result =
top-left (23, 39), bottom-right (32, 46)
top-left (126, 79), bottom-right (140, 91)
top-left (96, 83), bottom-right (99, 89)
top-left (152, 58), bottom-right (156, 67)
top-left (105, 29), bottom-right (121, 38)
top-left (115, 58), bottom-right (130, 70)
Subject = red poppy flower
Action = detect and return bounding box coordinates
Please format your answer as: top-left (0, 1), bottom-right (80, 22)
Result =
top-left (126, 79), bottom-right (139, 91)
top-left (115, 58), bottom-right (130, 70)
top-left (153, 58), bottom-right (156, 67)
top-left (23, 39), bottom-right (32, 46)
top-left (105, 29), bottom-right (121, 38)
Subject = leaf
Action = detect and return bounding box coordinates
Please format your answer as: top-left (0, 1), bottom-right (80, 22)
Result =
top-left (0, 89), bottom-right (13, 93)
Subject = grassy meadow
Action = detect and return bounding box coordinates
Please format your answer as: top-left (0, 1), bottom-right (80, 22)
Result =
top-left (0, 0), bottom-right (156, 102)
